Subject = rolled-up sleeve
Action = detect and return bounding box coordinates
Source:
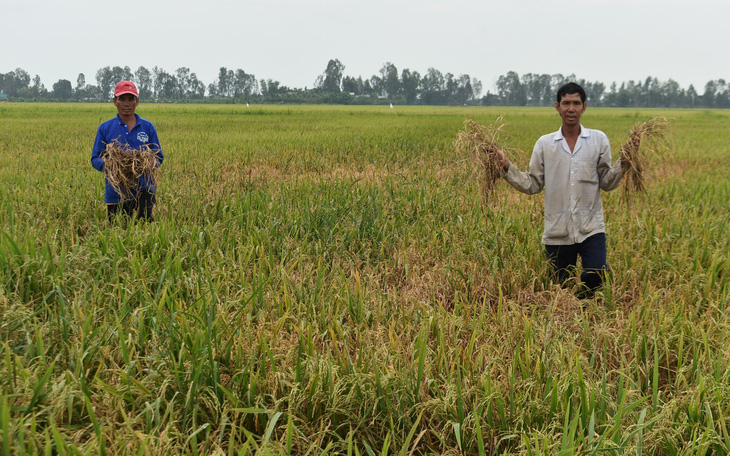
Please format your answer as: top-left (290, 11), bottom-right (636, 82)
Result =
top-left (502, 143), bottom-right (545, 195)
top-left (597, 136), bottom-right (625, 191)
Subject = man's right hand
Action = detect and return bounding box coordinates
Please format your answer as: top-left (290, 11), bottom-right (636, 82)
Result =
top-left (494, 147), bottom-right (510, 173)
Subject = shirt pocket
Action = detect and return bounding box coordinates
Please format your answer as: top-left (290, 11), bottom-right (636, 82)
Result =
top-left (544, 211), bottom-right (569, 238)
top-left (577, 161), bottom-right (598, 184)
top-left (576, 209), bottom-right (604, 234)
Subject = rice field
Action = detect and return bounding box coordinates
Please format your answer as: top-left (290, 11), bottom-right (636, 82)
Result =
top-left (0, 103), bottom-right (729, 455)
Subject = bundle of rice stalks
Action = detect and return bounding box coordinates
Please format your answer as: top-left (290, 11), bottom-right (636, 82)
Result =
top-left (454, 117), bottom-right (513, 207)
top-left (103, 140), bottom-right (161, 198)
top-left (619, 116), bottom-right (673, 199)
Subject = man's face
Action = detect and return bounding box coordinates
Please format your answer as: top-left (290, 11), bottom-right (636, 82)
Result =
top-left (554, 92), bottom-right (586, 128)
top-left (113, 93), bottom-right (139, 117)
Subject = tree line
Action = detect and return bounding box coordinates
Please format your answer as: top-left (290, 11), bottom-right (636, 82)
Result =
top-left (1, 60), bottom-right (728, 108)
top-left (487, 71), bottom-right (729, 108)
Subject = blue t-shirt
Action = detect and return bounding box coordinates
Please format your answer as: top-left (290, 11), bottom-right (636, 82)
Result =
top-left (91, 113), bottom-right (163, 204)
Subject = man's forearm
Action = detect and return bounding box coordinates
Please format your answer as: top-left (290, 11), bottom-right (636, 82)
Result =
top-left (502, 162), bottom-right (544, 195)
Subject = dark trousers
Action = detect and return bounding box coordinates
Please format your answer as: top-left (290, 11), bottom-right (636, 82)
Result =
top-left (545, 233), bottom-right (608, 294)
top-left (107, 190), bottom-right (156, 222)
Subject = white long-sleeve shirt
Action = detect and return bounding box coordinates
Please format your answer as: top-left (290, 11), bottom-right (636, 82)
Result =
top-left (503, 125), bottom-right (625, 245)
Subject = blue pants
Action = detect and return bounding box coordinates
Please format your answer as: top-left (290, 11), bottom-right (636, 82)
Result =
top-left (545, 233), bottom-right (608, 293)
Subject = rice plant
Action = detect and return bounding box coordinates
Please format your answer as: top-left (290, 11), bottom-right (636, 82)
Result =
top-left (0, 103), bottom-right (728, 454)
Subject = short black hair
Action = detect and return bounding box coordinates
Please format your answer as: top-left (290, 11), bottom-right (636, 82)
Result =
top-left (556, 82), bottom-right (586, 103)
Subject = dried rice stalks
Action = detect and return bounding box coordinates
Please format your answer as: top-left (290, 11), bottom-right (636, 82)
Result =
top-left (454, 117), bottom-right (513, 207)
top-left (103, 140), bottom-right (161, 198)
top-left (620, 116), bottom-right (673, 199)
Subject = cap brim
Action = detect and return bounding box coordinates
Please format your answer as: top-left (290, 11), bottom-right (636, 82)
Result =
top-left (115, 91), bottom-right (138, 97)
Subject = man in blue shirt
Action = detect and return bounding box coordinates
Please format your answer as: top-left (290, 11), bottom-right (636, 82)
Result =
top-left (91, 81), bottom-right (163, 221)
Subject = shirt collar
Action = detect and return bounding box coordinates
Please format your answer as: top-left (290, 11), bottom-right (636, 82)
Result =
top-left (554, 125), bottom-right (590, 141)
top-left (116, 113), bottom-right (140, 126)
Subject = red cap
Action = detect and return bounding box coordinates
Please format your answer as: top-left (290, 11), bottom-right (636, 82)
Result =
top-left (114, 81), bottom-right (139, 98)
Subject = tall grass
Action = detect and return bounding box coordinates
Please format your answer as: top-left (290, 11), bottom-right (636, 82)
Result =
top-left (1, 103), bottom-right (728, 454)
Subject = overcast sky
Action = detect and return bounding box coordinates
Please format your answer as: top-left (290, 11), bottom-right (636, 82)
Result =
top-left (3, 0), bottom-right (729, 93)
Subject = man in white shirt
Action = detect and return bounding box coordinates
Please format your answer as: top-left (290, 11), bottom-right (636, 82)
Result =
top-left (497, 82), bottom-right (627, 297)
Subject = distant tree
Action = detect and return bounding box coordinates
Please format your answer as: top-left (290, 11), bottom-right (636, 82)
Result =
top-left (5, 68), bottom-right (31, 97)
top-left (343, 76), bottom-right (370, 96)
top-left (420, 68), bottom-right (446, 105)
top-left (260, 78), bottom-right (283, 98)
top-left (171, 67), bottom-right (205, 98)
top-left (379, 62), bottom-right (400, 98)
top-left (207, 82), bottom-right (218, 98)
top-left (341, 76), bottom-right (360, 95)
top-left (453, 74), bottom-right (474, 105)
top-left (362, 78), bottom-right (374, 95)
top-left (624, 80), bottom-right (641, 107)
top-left (15, 68), bottom-right (31, 91)
top-left (176, 67), bottom-right (192, 98)
top-left (445, 73), bottom-right (458, 102)
top-left (661, 79), bottom-right (682, 108)
top-left (616, 82), bottom-right (633, 107)
top-left (481, 91), bottom-right (501, 106)
top-left (233, 69), bottom-right (258, 98)
top-left (96, 67), bottom-right (114, 98)
top-left (317, 59), bottom-right (345, 92)
top-left (687, 84), bottom-right (698, 108)
top-left (715, 79), bottom-right (729, 108)
top-left (0, 69), bottom-right (32, 97)
top-left (75, 73), bottom-right (86, 99)
top-left (521, 73), bottom-right (551, 106)
top-left (547, 74), bottom-right (567, 104)
top-left (471, 77), bottom-right (483, 100)
top-left (605, 82), bottom-right (617, 106)
top-left (155, 70), bottom-right (178, 98)
top-left (31, 75), bottom-right (45, 97)
top-left (110, 66), bottom-right (133, 85)
top-left (640, 76), bottom-right (658, 107)
top-left (368, 74), bottom-right (383, 96)
top-left (85, 84), bottom-right (101, 99)
top-left (135, 66), bottom-right (153, 98)
top-left (401, 69), bottom-right (420, 104)
top-left (52, 79), bottom-right (73, 99)
top-left (217, 67), bottom-right (232, 97)
top-left (584, 80), bottom-right (606, 106)
top-left (702, 80), bottom-right (716, 108)
top-left (496, 71), bottom-right (526, 106)
top-left (232, 69), bottom-right (244, 97)
top-left (152, 67), bottom-right (166, 98)
top-left (190, 75), bottom-right (206, 98)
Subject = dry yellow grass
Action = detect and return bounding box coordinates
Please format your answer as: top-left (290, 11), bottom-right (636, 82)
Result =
top-left (620, 116), bottom-right (673, 199)
top-left (454, 117), bottom-right (516, 208)
top-left (103, 140), bottom-right (161, 197)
